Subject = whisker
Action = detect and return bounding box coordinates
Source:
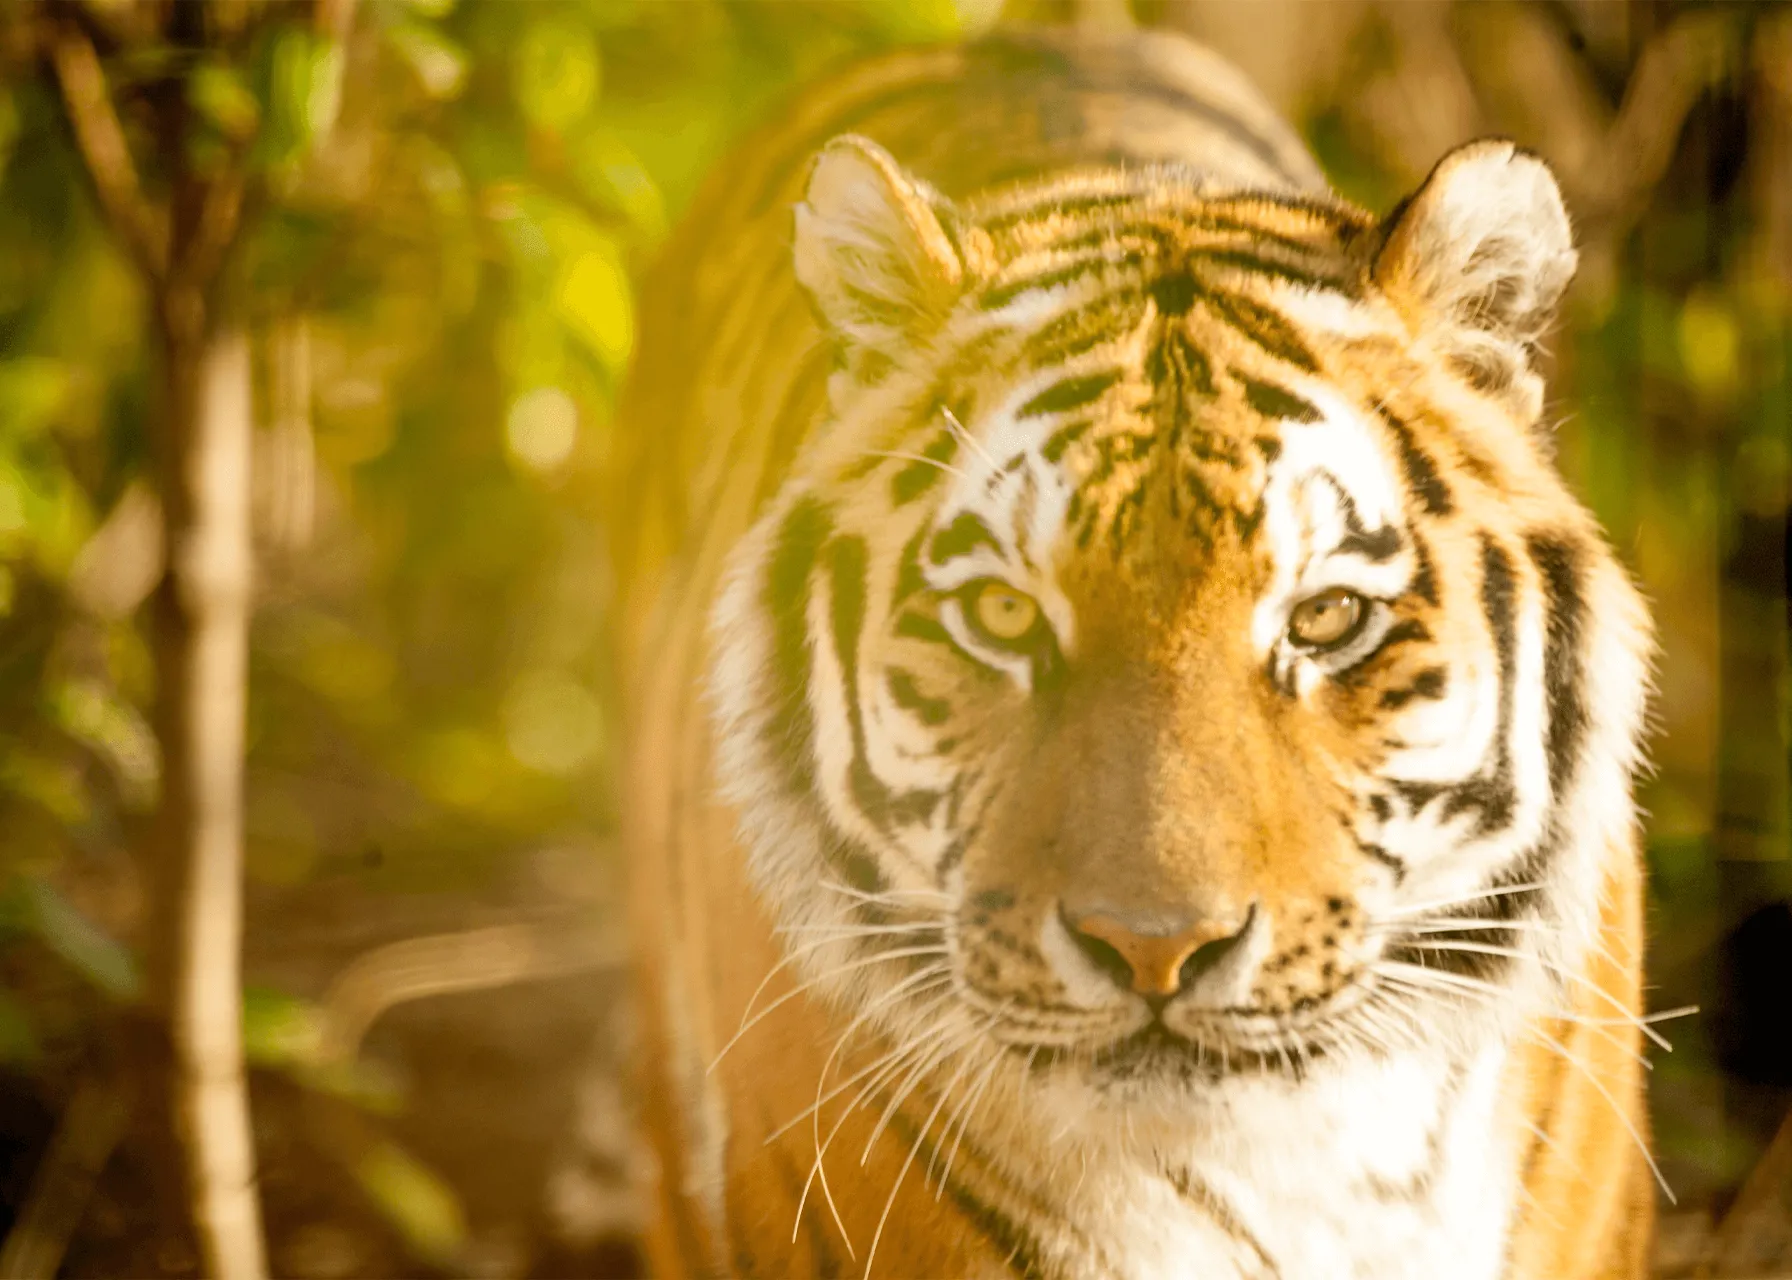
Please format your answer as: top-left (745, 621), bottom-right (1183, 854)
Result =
top-left (862, 1023), bottom-right (992, 1280)
top-left (820, 881), bottom-right (954, 909)
top-left (1381, 912), bottom-right (1630, 976)
top-left (1528, 1026), bottom-right (1675, 1203)
top-left (711, 945), bottom-right (951, 1070)
top-left (860, 450), bottom-right (973, 484)
top-left (779, 921), bottom-right (948, 939)
top-left (1386, 881), bottom-right (1546, 920)
top-left (862, 1017), bottom-right (972, 1166)
top-left (731, 927), bottom-right (907, 1053)
top-left (794, 1028), bottom-right (955, 1260)
top-left (1369, 917), bottom-right (1563, 937)
top-left (1388, 943), bottom-right (1673, 1051)
top-left (939, 405), bottom-right (1001, 476)
top-left (933, 1045), bottom-right (1005, 1198)
top-left (790, 968), bottom-right (955, 1254)
top-left (765, 979), bottom-right (956, 1145)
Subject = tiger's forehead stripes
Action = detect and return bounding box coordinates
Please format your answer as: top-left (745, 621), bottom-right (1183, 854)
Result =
top-left (825, 178), bottom-right (1406, 577)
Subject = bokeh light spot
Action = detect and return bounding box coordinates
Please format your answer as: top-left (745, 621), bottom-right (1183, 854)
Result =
top-left (503, 669), bottom-right (603, 776)
top-left (506, 386), bottom-right (578, 473)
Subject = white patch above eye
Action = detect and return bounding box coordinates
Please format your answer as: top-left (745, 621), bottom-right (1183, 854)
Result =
top-left (922, 418), bottom-right (1081, 658)
top-left (1253, 390), bottom-right (1413, 658)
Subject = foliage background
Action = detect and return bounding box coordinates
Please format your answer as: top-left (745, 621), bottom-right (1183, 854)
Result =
top-left (0, 0), bottom-right (1786, 1275)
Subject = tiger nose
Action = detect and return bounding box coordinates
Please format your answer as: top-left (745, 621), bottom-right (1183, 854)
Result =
top-left (1064, 906), bottom-right (1256, 999)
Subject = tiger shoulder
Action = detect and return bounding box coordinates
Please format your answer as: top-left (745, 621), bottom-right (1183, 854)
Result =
top-left (613, 25), bottom-right (1657, 1280)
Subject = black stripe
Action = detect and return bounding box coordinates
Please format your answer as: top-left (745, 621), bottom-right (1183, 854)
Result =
top-left (830, 536), bottom-right (943, 835)
top-left (893, 433), bottom-right (958, 506)
top-left (1023, 296), bottom-right (1149, 368)
top-left (1321, 473), bottom-right (1402, 562)
top-left (1202, 291), bottom-right (1318, 371)
top-left (1149, 331), bottom-right (1217, 402)
top-left (1527, 534), bottom-right (1587, 801)
top-left (1242, 378), bottom-right (1320, 424)
top-left (765, 498), bottom-right (834, 790)
top-left (1359, 839), bottom-right (1408, 884)
top-left (1040, 420), bottom-right (1091, 464)
top-left (888, 668), bottom-right (951, 726)
top-left (1193, 247), bottom-right (1345, 294)
top-left (895, 610), bottom-right (951, 645)
top-left (891, 525), bottom-right (928, 615)
top-left (1018, 370), bottom-right (1121, 418)
top-left (1376, 404), bottom-right (1454, 516)
top-left (1409, 534), bottom-right (1439, 605)
top-left (1434, 539), bottom-right (1518, 837)
top-left (980, 259), bottom-right (1115, 311)
top-left (1379, 665), bottom-right (1448, 710)
top-left (930, 511), bottom-right (1003, 563)
top-left (1374, 618), bottom-right (1432, 657)
top-left (982, 186), bottom-right (1139, 233)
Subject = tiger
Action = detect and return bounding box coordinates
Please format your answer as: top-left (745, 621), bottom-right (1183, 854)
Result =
top-left (611, 23), bottom-right (1658, 1280)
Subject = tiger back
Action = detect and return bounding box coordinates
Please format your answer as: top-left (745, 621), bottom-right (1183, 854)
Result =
top-left (614, 26), bottom-right (1656, 1280)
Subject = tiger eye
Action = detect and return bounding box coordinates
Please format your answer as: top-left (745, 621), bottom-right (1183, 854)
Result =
top-left (1288, 588), bottom-right (1365, 649)
top-left (970, 582), bottom-right (1041, 643)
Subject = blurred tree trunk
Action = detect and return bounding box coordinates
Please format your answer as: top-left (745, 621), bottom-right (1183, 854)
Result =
top-left (44, 4), bottom-right (267, 1274)
top-left (147, 313), bottom-right (263, 1279)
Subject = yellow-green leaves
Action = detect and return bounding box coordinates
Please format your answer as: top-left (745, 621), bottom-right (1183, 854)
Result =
top-left (189, 62), bottom-right (261, 143)
top-left (513, 16), bottom-right (601, 135)
top-left (387, 21), bottom-right (470, 102)
top-left (255, 26), bottom-right (345, 169)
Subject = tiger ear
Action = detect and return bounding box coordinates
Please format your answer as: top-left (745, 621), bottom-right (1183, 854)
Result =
top-left (794, 135), bottom-right (965, 360)
top-left (1371, 140), bottom-right (1577, 423)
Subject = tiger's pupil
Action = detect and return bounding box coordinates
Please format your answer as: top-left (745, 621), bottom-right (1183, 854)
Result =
top-left (1288, 588), bottom-right (1364, 648)
top-left (972, 584), bottom-right (1040, 643)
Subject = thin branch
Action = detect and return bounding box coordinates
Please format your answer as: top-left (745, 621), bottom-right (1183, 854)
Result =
top-left (317, 920), bottom-right (626, 1067)
top-left (314, 0), bottom-right (360, 43)
top-left (176, 164), bottom-right (248, 301)
top-left (47, 14), bottom-right (168, 282)
top-left (0, 1077), bottom-right (131, 1280)
top-left (1584, 10), bottom-right (1739, 233)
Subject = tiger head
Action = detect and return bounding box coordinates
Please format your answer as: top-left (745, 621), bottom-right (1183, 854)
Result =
top-left (710, 135), bottom-right (1651, 1102)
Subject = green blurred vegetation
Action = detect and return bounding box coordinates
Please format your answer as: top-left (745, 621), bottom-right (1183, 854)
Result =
top-left (0, 0), bottom-right (974, 1013)
top-left (0, 0), bottom-right (980, 1268)
top-left (0, 0), bottom-right (1786, 1272)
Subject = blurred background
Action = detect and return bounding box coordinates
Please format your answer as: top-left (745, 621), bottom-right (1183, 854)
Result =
top-left (0, 0), bottom-right (1785, 1276)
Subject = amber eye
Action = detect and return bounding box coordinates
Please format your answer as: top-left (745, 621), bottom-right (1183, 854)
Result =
top-left (1288, 588), bottom-right (1366, 650)
top-left (968, 581), bottom-right (1042, 645)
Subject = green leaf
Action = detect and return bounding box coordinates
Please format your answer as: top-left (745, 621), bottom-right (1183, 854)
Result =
top-left (242, 985), bottom-right (326, 1068)
top-left (512, 16), bottom-right (601, 134)
top-left (0, 358), bottom-right (71, 439)
top-left (49, 678), bottom-right (159, 810)
top-left (864, 0), bottom-right (964, 43)
top-left (255, 27), bottom-right (345, 168)
top-left (22, 880), bottom-right (140, 1002)
top-left (188, 62), bottom-right (261, 142)
top-left (386, 21), bottom-right (469, 101)
top-left (354, 1140), bottom-right (468, 1265)
top-left (554, 247), bottom-right (632, 375)
top-left (569, 132), bottom-right (667, 243)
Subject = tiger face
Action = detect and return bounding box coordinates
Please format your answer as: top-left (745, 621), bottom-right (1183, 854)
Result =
top-left (710, 135), bottom-right (1650, 1104)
